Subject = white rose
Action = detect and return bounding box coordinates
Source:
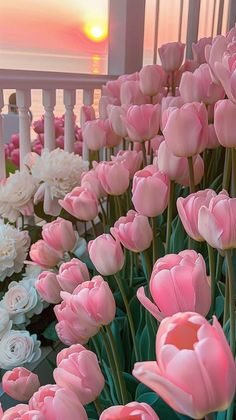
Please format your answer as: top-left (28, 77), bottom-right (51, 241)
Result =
top-left (0, 330), bottom-right (41, 370)
top-left (0, 170), bottom-right (38, 222)
top-left (0, 224), bottom-right (30, 282)
top-left (0, 308), bottom-right (12, 339)
top-left (22, 264), bottom-right (49, 314)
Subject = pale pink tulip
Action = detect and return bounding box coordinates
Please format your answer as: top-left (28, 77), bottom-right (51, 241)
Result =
top-left (80, 105), bottom-right (95, 126)
top-left (214, 100), bottom-right (236, 148)
top-left (133, 312), bottom-right (236, 419)
top-left (54, 345), bottom-right (104, 404)
top-left (192, 37), bottom-right (212, 64)
top-left (107, 104), bottom-right (128, 137)
top-left (42, 218), bottom-right (77, 253)
top-left (198, 190), bottom-right (236, 249)
top-left (29, 385), bottom-right (88, 419)
top-left (0, 404), bottom-right (43, 420)
top-left (163, 102), bottom-right (208, 157)
top-left (111, 150), bottom-right (143, 178)
top-left (161, 96), bottom-right (184, 130)
top-left (2, 367), bottom-right (40, 401)
top-left (81, 169), bottom-right (107, 199)
top-left (139, 64), bottom-right (166, 96)
top-left (102, 80), bottom-right (122, 103)
top-left (96, 160), bottom-right (130, 196)
top-left (88, 234), bottom-right (125, 275)
top-left (82, 120), bottom-right (107, 151)
top-left (177, 189), bottom-right (216, 241)
top-left (123, 104), bottom-right (161, 142)
top-left (137, 250), bottom-right (211, 320)
top-left (57, 258), bottom-right (90, 293)
top-left (99, 95), bottom-right (119, 119)
top-left (30, 240), bottom-right (62, 268)
top-left (100, 402), bottom-right (159, 419)
top-left (59, 186), bottom-right (98, 221)
top-left (158, 42), bottom-right (185, 72)
top-left (36, 271), bottom-right (62, 304)
top-left (111, 210), bottom-right (153, 252)
top-left (176, 155), bottom-right (204, 188)
top-left (132, 165), bottom-right (169, 217)
top-left (120, 81), bottom-right (148, 105)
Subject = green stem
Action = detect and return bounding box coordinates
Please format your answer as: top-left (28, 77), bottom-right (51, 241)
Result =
top-left (166, 180), bottom-right (175, 253)
top-left (129, 251), bottom-right (134, 288)
top-left (226, 401), bottom-right (234, 420)
top-left (207, 244), bottom-right (215, 317)
top-left (205, 414), bottom-right (214, 420)
top-left (122, 138), bottom-right (126, 150)
top-left (115, 196), bottom-right (123, 218)
top-left (151, 217), bottom-right (158, 264)
top-left (98, 199), bottom-right (107, 226)
top-left (94, 398), bottom-right (103, 416)
top-left (99, 328), bottom-right (122, 403)
top-left (114, 272), bottom-right (139, 361)
top-left (171, 71), bottom-right (176, 96)
top-left (91, 220), bottom-right (98, 238)
top-left (231, 148), bottom-right (236, 197)
top-left (142, 249), bottom-right (152, 280)
top-left (187, 156), bottom-right (195, 193)
top-left (225, 250), bottom-right (235, 355)
top-left (105, 324), bottom-right (128, 404)
top-left (223, 270), bottom-right (229, 326)
top-left (223, 148), bottom-right (232, 191)
top-left (141, 142), bottom-right (147, 167)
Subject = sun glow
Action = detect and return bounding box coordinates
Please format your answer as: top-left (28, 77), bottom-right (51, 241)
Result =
top-left (84, 22), bottom-right (108, 42)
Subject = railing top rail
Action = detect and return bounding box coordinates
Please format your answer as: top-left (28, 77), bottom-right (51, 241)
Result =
top-left (0, 69), bottom-right (117, 90)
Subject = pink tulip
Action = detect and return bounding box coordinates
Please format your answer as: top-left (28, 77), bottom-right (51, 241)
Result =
top-left (4, 144), bottom-right (10, 159)
top-left (137, 250), bottom-right (211, 320)
top-left (57, 258), bottom-right (90, 293)
top-left (150, 135), bottom-right (164, 156)
top-left (163, 102), bottom-right (208, 157)
top-left (88, 234), bottom-right (125, 275)
top-left (74, 140), bottom-right (82, 155)
top-left (55, 121), bottom-right (64, 138)
top-left (192, 37), bottom-right (212, 64)
top-left (214, 99), bottom-right (236, 148)
top-left (107, 104), bottom-right (128, 137)
top-left (32, 119), bottom-right (44, 134)
top-left (198, 190), bottom-right (236, 249)
top-left (111, 210), bottom-right (153, 252)
top-left (42, 218), bottom-right (77, 253)
top-left (133, 312), bottom-right (236, 419)
top-left (102, 79), bottom-right (122, 103)
top-left (132, 165), bottom-right (169, 217)
top-left (2, 367), bottom-right (40, 402)
top-left (179, 64), bottom-right (225, 104)
top-left (81, 169), bottom-right (107, 199)
top-left (161, 96), bottom-right (184, 130)
top-left (11, 133), bottom-right (20, 148)
top-left (123, 104), bottom-right (161, 142)
top-left (80, 105), bottom-right (96, 126)
top-left (37, 134), bottom-right (44, 145)
top-left (54, 345), bottom-right (104, 404)
top-left (139, 64), bottom-right (166, 96)
top-left (111, 150), bottom-right (143, 178)
top-left (56, 135), bottom-right (64, 149)
top-left (96, 160), bottom-right (130, 196)
top-left (177, 189), bottom-right (216, 241)
top-left (120, 81), bottom-right (148, 105)
top-left (30, 240), bottom-right (62, 268)
top-left (100, 402), bottom-right (159, 419)
top-left (158, 42), bottom-right (185, 72)
top-left (207, 124), bottom-right (220, 149)
top-left (54, 276), bottom-right (116, 344)
top-left (29, 385), bottom-right (88, 419)
top-left (118, 72), bottom-right (140, 83)
top-left (176, 154), bottom-right (204, 187)
top-left (99, 95), bottom-right (119, 119)
top-left (32, 142), bottom-right (43, 155)
top-left (11, 148), bottom-right (20, 167)
top-left (82, 120), bottom-right (106, 151)
top-left (0, 404), bottom-right (43, 420)
top-left (59, 186), bottom-right (98, 221)
top-left (36, 271), bottom-right (62, 304)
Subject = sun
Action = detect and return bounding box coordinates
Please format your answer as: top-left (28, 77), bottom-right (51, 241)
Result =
top-left (84, 22), bottom-right (108, 42)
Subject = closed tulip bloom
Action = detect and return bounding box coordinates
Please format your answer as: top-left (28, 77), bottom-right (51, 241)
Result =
top-left (0, 404), bottom-right (43, 420)
top-left (100, 402), bottom-right (159, 419)
top-left (120, 81), bottom-right (148, 105)
top-left (214, 100), bottom-right (236, 148)
top-left (111, 210), bottom-right (153, 252)
top-left (59, 186), bottom-right (98, 221)
top-left (81, 169), bottom-right (107, 199)
top-left (107, 104), bottom-right (128, 138)
top-left (30, 240), bottom-right (62, 268)
top-left (111, 150), bottom-right (143, 178)
top-left (198, 190), bottom-right (236, 249)
top-left (82, 120), bottom-right (107, 151)
top-left (123, 104), bottom-right (161, 142)
top-left (54, 345), bottom-right (104, 405)
top-left (54, 276), bottom-right (116, 344)
top-left (133, 312), bottom-right (236, 419)
top-left (36, 271), bottom-right (62, 304)
top-left (57, 258), bottom-right (90, 293)
top-left (192, 37), bottom-right (212, 64)
top-left (137, 250), bottom-right (211, 320)
top-left (176, 155), bottom-right (204, 188)
top-left (139, 64), bottom-right (166, 96)
top-left (132, 165), bottom-right (169, 217)
top-left (88, 234), bottom-right (125, 275)
top-left (96, 161), bottom-right (130, 196)
top-left (29, 385), bottom-right (88, 420)
top-left (177, 189), bottom-right (216, 241)
top-left (80, 105), bottom-right (95, 126)
top-left (2, 367), bottom-right (40, 402)
top-left (158, 42), bottom-right (185, 72)
top-left (42, 218), bottom-right (77, 253)
top-left (163, 102), bottom-right (208, 157)
top-left (99, 95), bottom-right (120, 119)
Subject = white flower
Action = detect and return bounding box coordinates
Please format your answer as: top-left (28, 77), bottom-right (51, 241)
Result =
top-left (32, 148), bottom-right (89, 200)
top-left (0, 308), bottom-right (12, 339)
top-left (0, 170), bottom-right (38, 222)
top-left (0, 225), bottom-right (30, 282)
top-left (0, 330), bottom-right (41, 370)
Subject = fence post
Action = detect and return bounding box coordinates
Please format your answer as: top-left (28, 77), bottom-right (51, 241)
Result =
top-left (227, 0), bottom-right (236, 31)
top-left (186, 0), bottom-right (201, 59)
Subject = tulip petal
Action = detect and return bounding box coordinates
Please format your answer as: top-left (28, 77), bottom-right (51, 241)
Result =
top-left (137, 287), bottom-right (164, 321)
top-left (198, 206), bottom-right (223, 248)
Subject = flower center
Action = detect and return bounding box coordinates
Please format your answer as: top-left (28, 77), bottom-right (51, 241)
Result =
top-left (165, 320), bottom-right (200, 350)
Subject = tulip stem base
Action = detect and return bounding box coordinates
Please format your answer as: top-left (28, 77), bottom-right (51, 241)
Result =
top-left (225, 250), bottom-right (235, 355)
top-left (223, 148), bottom-right (232, 191)
top-left (151, 217), bottom-right (158, 264)
top-left (129, 251), bottom-right (134, 288)
top-left (187, 156), bottom-right (195, 193)
top-left (141, 141), bottom-right (147, 167)
top-left (114, 272), bottom-right (139, 361)
top-left (94, 398), bottom-right (103, 416)
top-left (166, 180), bottom-right (175, 254)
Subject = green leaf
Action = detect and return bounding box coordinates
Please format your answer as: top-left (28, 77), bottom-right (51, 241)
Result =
top-left (123, 372), bottom-right (139, 399)
top-left (6, 159), bottom-right (17, 176)
top-left (42, 321), bottom-right (58, 341)
top-left (170, 215), bottom-right (188, 253)
top-left (215, 295), bottom-right (224, 319)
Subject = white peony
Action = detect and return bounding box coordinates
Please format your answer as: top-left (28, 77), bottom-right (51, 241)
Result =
top-left (0, 224), bottom-right (30, 282)
top-left (0, 330), bottom-right (41, 370)
top-left (0, 308), bottom-right (12, 339)
top-left (32, 148), bottom-right (89, 200)
top-left (0, 170), bottom-right (38, 222)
